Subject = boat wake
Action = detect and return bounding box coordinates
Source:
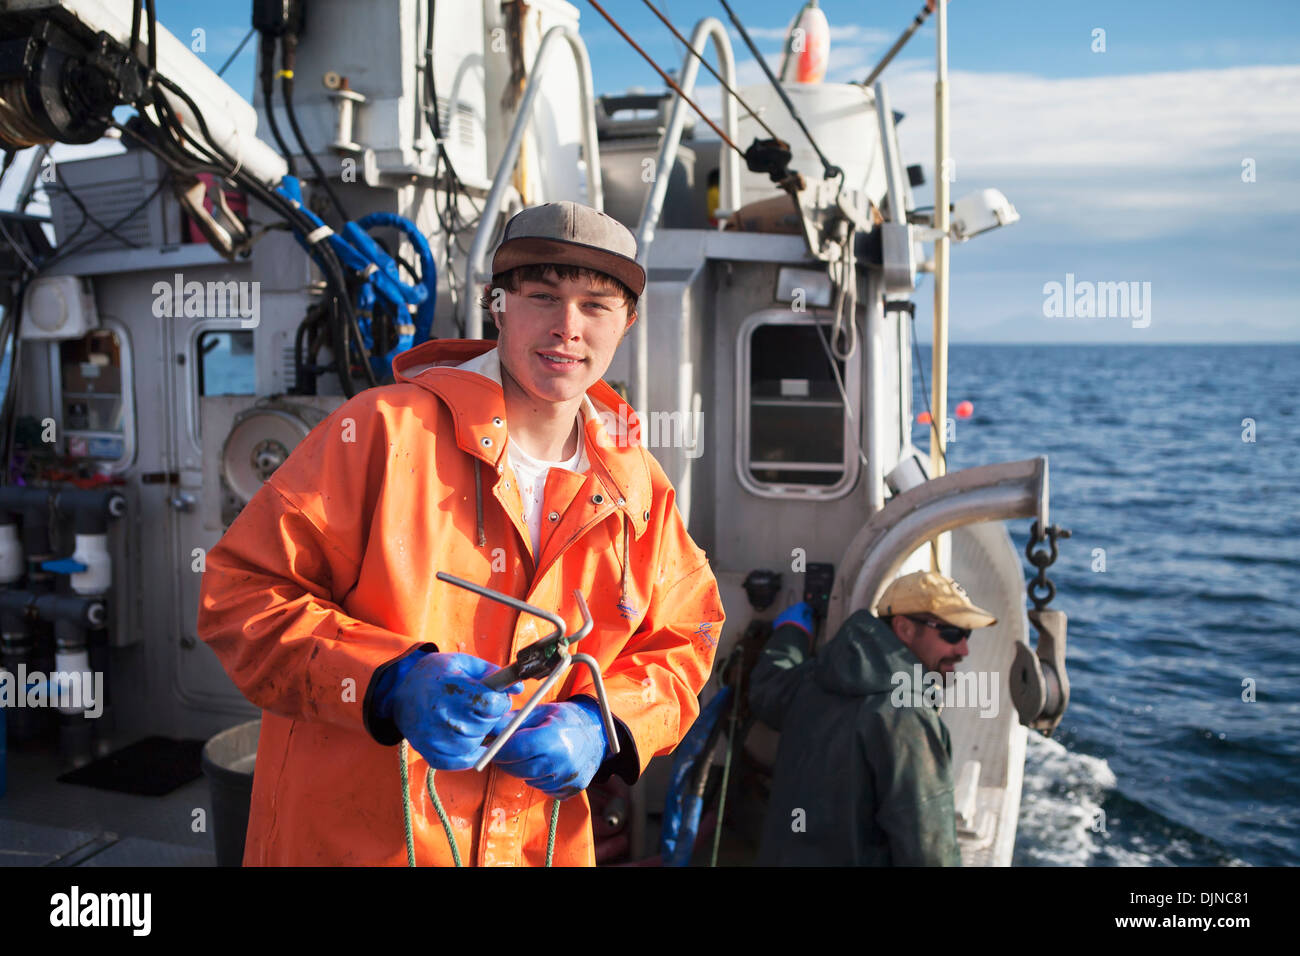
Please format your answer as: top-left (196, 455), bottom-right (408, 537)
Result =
top-left (1014, 733), bottom-right (1246, 867)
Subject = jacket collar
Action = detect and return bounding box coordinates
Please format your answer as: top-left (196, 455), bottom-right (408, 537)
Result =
top-left (815, 611), bottom-right (928, 697)
top-left (393, 339), bottom-right (653, 538)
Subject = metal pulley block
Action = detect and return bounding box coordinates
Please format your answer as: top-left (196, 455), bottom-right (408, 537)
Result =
top-left (435, 572), bottom-right (621, 774)
top-left (1011, 520), bottom-right (1072, 735)
top-left (1010, 608), bottom-right (1070, 737)
top-left (742, 137), bottom-right (795, 184)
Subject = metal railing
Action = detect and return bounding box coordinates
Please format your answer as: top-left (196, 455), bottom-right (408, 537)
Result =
top-left (463, 26), bottom-right (603, 338)
top-left (631, 16), bottom-right (741, 414)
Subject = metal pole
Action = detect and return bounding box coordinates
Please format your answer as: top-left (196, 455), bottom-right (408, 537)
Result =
top-left (929, 0), bottom-right (949, 574)
top-left (463, 26), bottom-right (603, 338)
top-left (632, 16), bottom-right (739, 415)
top-left (861, 1), bottom-right (940, 88)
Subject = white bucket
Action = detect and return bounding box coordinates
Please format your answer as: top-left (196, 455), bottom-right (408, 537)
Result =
top-left (734, 82), bottom-right (888, 211)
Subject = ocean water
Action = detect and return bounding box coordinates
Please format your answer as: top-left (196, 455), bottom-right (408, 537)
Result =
top-left (912, 343), bottom-right (1300, 867)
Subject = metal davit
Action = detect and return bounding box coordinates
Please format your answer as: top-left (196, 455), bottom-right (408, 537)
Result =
top-left (828, 456), bottom-right (1050, 634)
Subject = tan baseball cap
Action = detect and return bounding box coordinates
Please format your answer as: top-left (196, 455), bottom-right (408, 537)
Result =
top-left (875, 571), bottom-right (998, 629)
top-left (491, 201), bottom-right (646, 298)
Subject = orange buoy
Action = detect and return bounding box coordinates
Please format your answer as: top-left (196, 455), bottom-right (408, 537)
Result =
top-left (780, 2), bottom-right (829, 85)
top-left (955, 400), bottom-right (974, 419)
top-left (916, 411), bottom-right (932, 425)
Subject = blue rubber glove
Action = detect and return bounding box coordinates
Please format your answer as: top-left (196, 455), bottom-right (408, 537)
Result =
top-left (375, 651), bottom-right (524, 771)
top-left (491, 699), bottom-right (610, 800)
top-left (774, 600), bottom-right (815, 635)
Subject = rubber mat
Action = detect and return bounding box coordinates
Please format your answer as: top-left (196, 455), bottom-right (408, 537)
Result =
top-left (56, 737), bottom-right (205, 797)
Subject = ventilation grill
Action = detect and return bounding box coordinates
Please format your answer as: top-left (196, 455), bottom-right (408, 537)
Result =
top-left (281, 344), bottom-right (297, 391)
top-left (435, 97), bottom-right (478, 150)
top-left (50, 180), bottom-right (158, 254)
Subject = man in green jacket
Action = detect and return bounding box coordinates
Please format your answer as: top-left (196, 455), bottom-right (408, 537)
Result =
top-left (749, 570), bottom-right (997, 866)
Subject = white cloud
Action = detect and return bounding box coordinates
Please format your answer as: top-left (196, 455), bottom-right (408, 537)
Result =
top-left (883, 63), bottom-right (1300, 172)
top-left (869, 60), bottom-right (1300, 240)
top-left (738, 23), bottom-right (892, 46)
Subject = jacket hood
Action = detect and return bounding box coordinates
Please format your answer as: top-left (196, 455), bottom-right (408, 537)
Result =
top-left (814, 610), bottom-right (922, 697)
top-left (391, 338), bottom-right (653, 539)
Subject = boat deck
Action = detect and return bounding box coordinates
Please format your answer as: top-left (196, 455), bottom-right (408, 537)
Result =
top-left (0, 747), bottom-right (215, 867)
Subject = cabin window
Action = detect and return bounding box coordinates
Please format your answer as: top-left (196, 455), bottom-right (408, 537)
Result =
top-left (736, 311), bottom-right (861, 499)
top-left (197, 330), bottom-right (255, 396)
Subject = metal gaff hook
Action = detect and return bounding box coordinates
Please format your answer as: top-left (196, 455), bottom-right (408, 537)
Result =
top-left (434, 573), bottom-right (621, 772)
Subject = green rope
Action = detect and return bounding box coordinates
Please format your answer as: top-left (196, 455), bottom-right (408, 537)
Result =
top-left (426, 766), bottom-right (463, 866)
top-left (399, 741), bottom-right (416, 866)
top-left (398, 740), bottom-right (563, 867)
top-left (546, 798), bottom-right (561, 866)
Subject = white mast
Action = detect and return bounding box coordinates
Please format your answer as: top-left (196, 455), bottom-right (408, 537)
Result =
top-left (929, 0), bottom-right (950, 574)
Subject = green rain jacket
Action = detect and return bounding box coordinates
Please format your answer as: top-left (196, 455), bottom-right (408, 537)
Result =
top-left (750, 609), bottom-right (961, 866)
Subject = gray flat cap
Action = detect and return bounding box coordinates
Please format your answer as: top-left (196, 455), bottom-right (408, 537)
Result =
top-left (491, 201), bottom-right (646, 297)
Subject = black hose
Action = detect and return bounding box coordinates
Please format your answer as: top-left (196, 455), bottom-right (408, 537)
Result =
top-left (144, 0), bottom-right (158, 72)
top-left (130, 0), bottom-right (142, 64)
top-left (0, 275), bottom-right (32, 485)
top-left (259, 35), bottom-right (298, 177)
top-left (149, 72), bottom-right (370, 395)
top-left (141, 56), bottom-right (371, 395)
top-left (280, 34), bottom-right (349, 224)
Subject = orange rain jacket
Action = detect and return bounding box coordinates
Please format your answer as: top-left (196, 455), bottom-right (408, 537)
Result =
top-left (197, 339), bottom-right (724, 866)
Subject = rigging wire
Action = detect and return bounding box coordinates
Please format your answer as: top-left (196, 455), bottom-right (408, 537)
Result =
top-left (39, 175), bottom-right (168, 270)
top-left (908, 309), bottom-right (948, 469)
top-left (585, 0), bottom-right (743, 155)
top-left (829, 226), bottom-right (858, 361)
top-left (44, 179), bottom-right (143, 250)
top-left (217, 26), bottom-right (256, 78)
top-left (0, 217), bottom-right (37, 274)
top-left (715, 0), bottom-right (842, 182)
top-left (809, 306), bottom-right (869, 472)
top-left (639, 0), bottom-right (781, 142)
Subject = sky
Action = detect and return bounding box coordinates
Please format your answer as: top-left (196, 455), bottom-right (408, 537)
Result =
top-left (3, 0), bottom-right (1297, 343)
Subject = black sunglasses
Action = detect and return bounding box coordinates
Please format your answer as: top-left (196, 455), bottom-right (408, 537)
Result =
top-left (907, 616), bottom-right (971, 645)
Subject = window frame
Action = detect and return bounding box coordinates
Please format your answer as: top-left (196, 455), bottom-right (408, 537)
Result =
top-left (188, 322), bottom-right (257, 455)
top-left (734, 309), bottom-right (862, 501)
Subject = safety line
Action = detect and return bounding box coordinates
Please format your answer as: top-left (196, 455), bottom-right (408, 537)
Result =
top-left (715, 0), bottom-right (842, 181)
top-left (585, 0), bottom-right (744, 155)
top-left (639, 0), bottom-right (780, 141)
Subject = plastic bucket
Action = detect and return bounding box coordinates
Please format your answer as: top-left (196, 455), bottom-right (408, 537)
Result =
top-left (201, 719), bottom-right (260, 867)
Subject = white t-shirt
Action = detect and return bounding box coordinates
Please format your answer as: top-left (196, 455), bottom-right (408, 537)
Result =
top-left (452, 349), bottom-right (596, 557)
top-left (508, 432), bottom-right (588, 558)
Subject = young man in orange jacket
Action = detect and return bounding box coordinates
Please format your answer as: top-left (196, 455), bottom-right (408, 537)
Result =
top-left (197, 201), bottom-right (725, 865)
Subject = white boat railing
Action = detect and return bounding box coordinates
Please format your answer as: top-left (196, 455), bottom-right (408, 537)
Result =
top-left (631, 16), bottom-right (741, 414)
top-left (463, 25), bottom-right (603, 338)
